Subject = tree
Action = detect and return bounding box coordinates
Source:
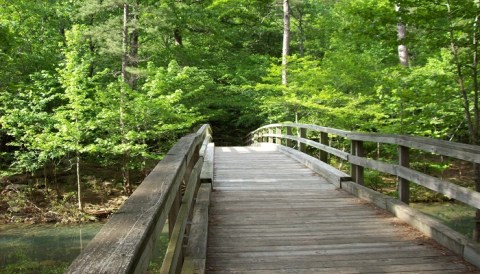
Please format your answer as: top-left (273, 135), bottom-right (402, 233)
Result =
top-left (396, 2), bottom-right (409, 67)
top-left (282, 0), bottom-right (290, 86)
top-left (56, 24), bottom-right (97, 211)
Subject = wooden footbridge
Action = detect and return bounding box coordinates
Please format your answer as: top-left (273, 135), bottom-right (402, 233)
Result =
top-left (67, 124), bottom-right (480, 273)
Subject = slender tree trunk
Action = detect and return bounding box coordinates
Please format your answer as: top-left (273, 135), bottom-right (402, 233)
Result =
top-left (297, 10), bottom-right (305, 57)
top-left (396, 3), bottom-right (409, 67)
top-left (174, 29), bottom-right (183, 46)
top-left (473, 0), bottom-right (480, 141)
top-left (282, 0), bottom-right (290, 86)
top-left (43, 165), bottom-right (48, 193)
top-left (446, 1), bottom-right (475, 139)
top-left (129, 0), bottom-right (139, 88)
top-left (122, 3), bottom-right (129, 84)
top-left (120, 3), bottom-right (132, 195)
top-left (472, 0), bottom-right (480, 242)
top-left (76, 151), bottom-right (83, 211)
top-left (447, 0), bottom-right (480, 241)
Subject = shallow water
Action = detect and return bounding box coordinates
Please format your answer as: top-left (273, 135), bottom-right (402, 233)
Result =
top-left (0, 222), bottom-right (104, 274)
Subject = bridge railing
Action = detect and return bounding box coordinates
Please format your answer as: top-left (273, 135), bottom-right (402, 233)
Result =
top-left (248, 123), bottom-right (480, 212)
top-left (67, 124), bottom-right (213, 274)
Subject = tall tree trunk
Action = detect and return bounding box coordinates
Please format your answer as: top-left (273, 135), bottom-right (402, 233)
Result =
top-left (446, 1), bottom-right (474, 139)
top-left (473, 0), bottom-right (480, 141)
top-left (122, 3), bottom-right (129, 85)
top-left (447, 0), bottom-right (480, 241)
top-left (396, 3), bottom-right (409, 67)
top-left (173, 29), bottom-right (183, 46)
top-left (282, 0), bottom-right (290, 86)
top-left (120, 3), bottom-right (132, 194)
top-left (473, 0), bottom-right (480, 242)
top-left (76, 151), bottom-right (83, 211)
top-left (129, 0), bottom-right (139, 88)
top-left (297, 9), bottom-right (305, 57)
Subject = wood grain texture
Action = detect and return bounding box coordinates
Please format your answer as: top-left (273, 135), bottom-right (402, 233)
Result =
top-left (66, 125), bottom-right (211, 274)
top-left (206, 146), bottom-right (478, 273)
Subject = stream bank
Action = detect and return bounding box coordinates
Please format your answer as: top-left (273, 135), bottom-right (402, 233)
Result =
top-left (0, 222), bottom-right (104, 274)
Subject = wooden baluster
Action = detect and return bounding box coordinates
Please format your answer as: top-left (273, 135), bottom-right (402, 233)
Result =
top-left (351, 140), bottom-right (365, 185)
top-left (286, 126), bottom-right (292, 148)
top-left (168, 189), bottom-right (181, 238)
top-left (299, 127), bottom-right (307, 153)
top-left (276, 127), bottom-right (282, 144)
top-left (320, 132), bottom-right (328, 163)
top-left (398, 145), bottom-right (410, 204)
top-left (268, 128), bottom-right (274, 143)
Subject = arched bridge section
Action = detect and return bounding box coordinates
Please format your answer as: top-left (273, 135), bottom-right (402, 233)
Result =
top-left (67, 123), bottom-right (480, 273)
top-left (207, 144), bottom-right (475, 273)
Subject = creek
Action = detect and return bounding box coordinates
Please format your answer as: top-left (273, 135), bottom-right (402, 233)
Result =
top-left (0, 222), bottom-right (104, 274)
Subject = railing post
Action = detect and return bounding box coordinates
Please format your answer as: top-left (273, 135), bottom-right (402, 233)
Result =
top-left (320, 132), bottom-right (328, 163)
top-left (299, 127), bottom-right (307, 153)
top-left (276, 127), bottom-right (282, 145)
top-left (268, 127), bottom-right (273, 143)
top-left (262, 128), bottom-right (268, 143)
top-left (286, 126), bottom-right (292, 148)
top-left (351, 140), bottom-right (365, 185)
top-left (168, 189), bottom-right (181, 237)
top-left (398, 145), bottom-right (410, 204)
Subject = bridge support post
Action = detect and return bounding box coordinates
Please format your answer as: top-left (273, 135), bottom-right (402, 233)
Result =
top-left (320, 132), bottom-right (328, 163)
top-left (253, 132), bottom-right (258, 144)
top-left (268, 128), bottom-right (274, 143)
top-left (286, 127), bottom-right (292, 147)
top-left (398, 145), bottom-right (410, 204)
top-left (351, 140), bottom-right (364, 185)
top-left (276, 127), bottom-right (282, 144)
top-left (299, 127), bottom-right (307, 153)
top-left (261, 129), bottom-right (266, 143)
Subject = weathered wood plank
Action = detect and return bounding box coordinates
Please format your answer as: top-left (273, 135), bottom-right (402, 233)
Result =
top-left (67, 132), bottom-right (204, 274)
top-left (182, 183), bottom-right (211, 274)
top-left (200, 143), bottom-right (215, 185)
top-left (161, 158), bottom-right (203, 274)
top-left (271, 144), bottom-right (351, 187)
top-left (349, 155), bottom-right (480, 209)
top-left (206, 146), bottom-right (478, 273)
top-left (252, 123), bottom-right (480, 163)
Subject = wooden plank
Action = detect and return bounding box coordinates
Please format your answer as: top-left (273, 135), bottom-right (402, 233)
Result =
top-left (161, 158), bottom-right (203, 274)
top-left (206, 146), bottom-right (479, 273)
top-left (200, 143), bottom-right (215, 185)
top-left (398, 145), bottom-right (410, 204)
top-left (67, 131), bottom-right (203, 274)
top-left (206, 256), bottom-right (466, 272)
top-left (262, 133), bottom-right (348, 160)
top-left (396, 165), bottom-right (480, 209)
top-left (348, 155), bottom-right (480, 209)
top-left (254, 123), bottom-right (480, 163)
top-left (182, 183), bottom-right (211, 274)
top-left (347, 132), bottom-right (480, 164)
top-left (274, 144), bottom-right (351, 187)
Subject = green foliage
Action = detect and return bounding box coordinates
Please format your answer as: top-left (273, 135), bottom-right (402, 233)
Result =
top-left (364, 170), bottom-right (391, 192)
top-left (0, 0), bottom-right (479, 200)
top-left (377, 50), bottom-right (464, 138)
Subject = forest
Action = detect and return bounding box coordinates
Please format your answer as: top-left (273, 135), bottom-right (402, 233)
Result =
top-left (0, 0), bottom-right (479, 224)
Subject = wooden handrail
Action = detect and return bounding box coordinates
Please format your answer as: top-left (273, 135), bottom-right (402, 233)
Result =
top-left (67, 124), bottom-right (212, 274)
top-left (249, 123), bottom-right (480, 210)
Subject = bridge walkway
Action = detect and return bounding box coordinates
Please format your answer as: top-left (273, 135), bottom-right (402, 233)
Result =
top-left (205, 146), bottom-right (475, 273)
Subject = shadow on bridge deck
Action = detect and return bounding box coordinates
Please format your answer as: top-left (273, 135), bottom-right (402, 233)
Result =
top-left (206, 146), bottom-right (478, 273)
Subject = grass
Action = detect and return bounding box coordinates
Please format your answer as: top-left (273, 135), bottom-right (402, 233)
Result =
top-left (411, 202), bottom-right (476, 238)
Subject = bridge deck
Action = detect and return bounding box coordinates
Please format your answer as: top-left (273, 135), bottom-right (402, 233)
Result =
top-left (205, 146), bottom-right (476, 273)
